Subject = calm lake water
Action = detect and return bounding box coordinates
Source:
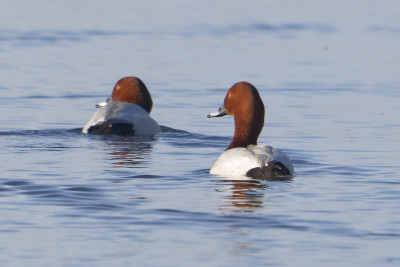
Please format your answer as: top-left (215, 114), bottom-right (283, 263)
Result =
top-left (1, 1), bottom-right (400, 266)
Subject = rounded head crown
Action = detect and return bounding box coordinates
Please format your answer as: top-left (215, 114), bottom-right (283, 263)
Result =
top-left (111, 77), bottom-right (153, 113)
top-left (224, 81), bottom-right (264, 117)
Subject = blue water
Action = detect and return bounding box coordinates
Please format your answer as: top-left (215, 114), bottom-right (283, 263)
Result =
top-left (1, 1), bottom-right (400, 266)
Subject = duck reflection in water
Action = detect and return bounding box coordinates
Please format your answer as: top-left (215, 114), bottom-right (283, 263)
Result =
top-left (102, 136), bottom-right (157, 168)
top-left (216, 177), bottom-right (293, 212)
top-left (227, 179), bottom-right (266, 211)
top-left (216, 179), bottom-right (267, 212)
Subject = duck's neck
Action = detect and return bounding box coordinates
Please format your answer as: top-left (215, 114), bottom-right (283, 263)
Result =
top-left (226, 114), bottom-right (264, 150)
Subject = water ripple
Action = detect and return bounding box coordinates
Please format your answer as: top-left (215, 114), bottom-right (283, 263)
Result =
top-left (0, 30), bottom-right (126, 45)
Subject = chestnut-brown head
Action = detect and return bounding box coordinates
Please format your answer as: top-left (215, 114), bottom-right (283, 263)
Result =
top-left (111, 77), bottom-right (153, 113)
top-left (208, 81), bottom-right (265, 150)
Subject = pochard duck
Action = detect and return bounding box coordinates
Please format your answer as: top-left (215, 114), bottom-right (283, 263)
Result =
top-left (208, 81), bottom-right (294, 179)
top-left (82, 77), bottom-right (161, 135)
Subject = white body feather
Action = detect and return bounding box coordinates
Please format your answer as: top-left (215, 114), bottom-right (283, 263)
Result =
top-left (82, 102), bottom-right (161, 135)
top-left (210, 145), bottom-right (294, 177)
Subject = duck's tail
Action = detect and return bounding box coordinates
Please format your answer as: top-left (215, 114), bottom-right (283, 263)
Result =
top-left (246, 160), bottom-right (292, 180)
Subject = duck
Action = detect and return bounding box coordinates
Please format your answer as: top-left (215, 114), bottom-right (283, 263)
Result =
top-left (207, 81), bottom-right (294, 179)
top-left (82, 77), bottom-right (161, 135)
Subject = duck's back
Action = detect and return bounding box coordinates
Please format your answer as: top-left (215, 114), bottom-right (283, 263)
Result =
top-left (82, 102), bottom-right (161, 135)
top-left (210, 145), bottom-right (294, 179)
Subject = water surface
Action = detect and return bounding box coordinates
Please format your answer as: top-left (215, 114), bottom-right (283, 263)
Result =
top-left (1, 1), bottom-right (400, 266)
